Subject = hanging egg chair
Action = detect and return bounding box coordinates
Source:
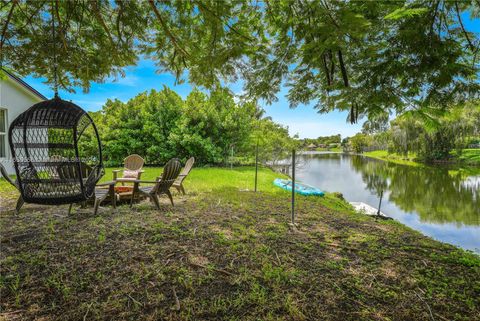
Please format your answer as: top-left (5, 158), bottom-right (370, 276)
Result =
top-left (8, 96), bottom-right (104, 205)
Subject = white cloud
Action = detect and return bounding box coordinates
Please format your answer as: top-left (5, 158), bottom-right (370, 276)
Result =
top-left (107, 75), bottom-right (139, 86)
top-left (279, 120), bottom-right (363, 139)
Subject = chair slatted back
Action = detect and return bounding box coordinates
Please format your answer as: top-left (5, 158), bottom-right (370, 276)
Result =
top-left (181, 157), bottom-right (195, 176)
top-left (153, 158), bottom-right (182, 194)
top-left (56, 162), bottom-right (100, 198)
top-left (57, 162), bottom-right (92, 180)
top-left (124, 154), bottom-right (144, 171)
top-left (176, 157), bottom-right (195, 184)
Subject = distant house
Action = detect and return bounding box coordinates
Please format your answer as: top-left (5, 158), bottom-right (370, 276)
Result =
top-left (0, 69), bottom-right (47, 174)
top-left (307, 143), bottom-right (317, 150)
top-left (468, 143), bottom-right (480, 149)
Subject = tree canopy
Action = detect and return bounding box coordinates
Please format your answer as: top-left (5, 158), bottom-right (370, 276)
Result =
top-left (83, 86), bottom-right (295, 166)
top-left (343, 100), bottom-right (480, 162)
top-left (1, 0), bottom-right (479, 122)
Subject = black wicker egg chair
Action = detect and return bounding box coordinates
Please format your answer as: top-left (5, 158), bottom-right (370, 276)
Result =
top-left (8, 96), bottom-right (104, 205)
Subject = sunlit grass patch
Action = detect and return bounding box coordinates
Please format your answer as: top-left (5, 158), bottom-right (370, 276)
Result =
top-left (364, 150), bottom-right (422, 167)
top-left (452, 148), bottom-right (480, 165)
top-left (1, 166), bottom-right (479, 320)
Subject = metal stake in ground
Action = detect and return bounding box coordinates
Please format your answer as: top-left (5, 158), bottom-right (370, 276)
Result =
top-left (254, 139), bottom-right (259, 192)
top-left (377, 189), bottom-right (384, 216)
top-left (291, 149), bottom-right (296, 225)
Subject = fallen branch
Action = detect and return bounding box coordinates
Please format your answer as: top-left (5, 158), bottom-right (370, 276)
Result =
top-left (189, 261), bottom-right (234, 276)
top-left (126, 293), bottom-right (143, 307)
top-left (83, 302), bottom-right (93, 321)
top-left (171, 287), bottom-right (180, 311)
top-left (414, 289), bottom-right (435, 321)
top-left (274, 250), bottom-right (282, 266)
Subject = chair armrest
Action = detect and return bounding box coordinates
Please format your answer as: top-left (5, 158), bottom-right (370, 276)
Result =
top-left (177, 174), bottom-right (187, 178)
top-left (131, 179), bottom-right (159, 184)
top-left (96, 180), bottom-right (116, 187)
top-left (137, 170), bottom-right (145, 180)
top-left (112, 169), bottom-right (123, 180)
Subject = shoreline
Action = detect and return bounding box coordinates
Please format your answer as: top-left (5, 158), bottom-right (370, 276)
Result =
top-left (281, 152), bottom-right (480, 254)
top-left (1, 166), bottom-right (479, 319)
top-left (363, 150), bottom-right (480, 169)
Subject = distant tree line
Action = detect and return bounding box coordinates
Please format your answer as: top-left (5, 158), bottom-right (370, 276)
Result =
top-left (298, 135), bottom-right (341, 149)
top-left (79, 87), bottom-right (296, 166)
top-left (344, 101), bottom-right (480, 162)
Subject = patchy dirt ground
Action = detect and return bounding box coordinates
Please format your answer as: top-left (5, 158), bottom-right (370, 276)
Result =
top-left (1, 185), bottom-right (479, 321)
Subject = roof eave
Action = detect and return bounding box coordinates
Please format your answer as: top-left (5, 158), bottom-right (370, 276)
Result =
top-left (1, 68), bottom-right (48, 101)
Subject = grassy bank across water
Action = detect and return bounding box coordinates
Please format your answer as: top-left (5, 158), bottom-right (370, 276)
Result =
top-left (363, 150), bottom-right (423, 167)
top-left (314, 147), bottom-right (342, 152)
top-left (452, 148), bottom-right (480, 165)
top-left (364, 149), bottom-right (480, 167)
top-left (1, 167), bottom-right (479, 320)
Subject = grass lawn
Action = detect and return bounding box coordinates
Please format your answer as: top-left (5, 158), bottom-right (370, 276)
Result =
top-left (363, 150), bottom-right (421, 167)
top-left (1, 167), bottom-right (479, 320)
top-left (314, 147), bottom-right (342, 152)
top-left (452, 149), bottom-right (480, 165)
top-left (365, 149), bottom-right (480, 167)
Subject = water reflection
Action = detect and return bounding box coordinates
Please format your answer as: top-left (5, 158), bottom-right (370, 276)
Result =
top-left (295, 153), bottom-right (480, 253)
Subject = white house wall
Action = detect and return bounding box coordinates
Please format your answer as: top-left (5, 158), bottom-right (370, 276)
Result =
top-left (0, 77), bottom-right (44, 174)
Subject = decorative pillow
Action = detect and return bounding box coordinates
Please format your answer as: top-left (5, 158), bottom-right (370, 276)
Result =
top-left (123, 170), bottom-right (139, 178)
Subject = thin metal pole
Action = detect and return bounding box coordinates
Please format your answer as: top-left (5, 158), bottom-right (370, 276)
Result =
top-left (51, 0), bottom-right (59, 98)
top-left (254, 139), bottom-right (259, 192)
top-left (377, 190), bottom-right (383, 216)
top-left (291, 149), bottom-right (296, 224)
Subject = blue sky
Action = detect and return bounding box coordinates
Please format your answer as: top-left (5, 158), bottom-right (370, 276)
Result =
top-left (25, 58), bottom-right (362, 139)
top-left (23, 12), bottom-right (479, 140)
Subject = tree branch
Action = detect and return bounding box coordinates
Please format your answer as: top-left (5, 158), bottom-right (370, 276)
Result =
top-left (148, 0), bottom-right (190, 58)
top-left (337, 50), bottom-right (349, 87)
top-left (55, 0), bottom-right (68, 52)
top-left (115, 0), bottom-right (124, 44)
top-left (328, 50), bottom-right (335, 80)
top-left (454, 1), bottom-right (475, 52)
top-left (91, 0), bottom-right (115, 47)
top-left (322, 52), bottom-right (331, 86)
top-left (196, 1), bottom-right (253, 42)
top-left (0, 0), bottom-right (17, 53)
top-left (429, 0), bottom-right (440, 37)
top-left (16, 1), bottom-right (45, 34)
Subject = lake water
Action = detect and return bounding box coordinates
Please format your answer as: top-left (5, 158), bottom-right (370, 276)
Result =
top-left (293, 153), bottom-right (480, 254)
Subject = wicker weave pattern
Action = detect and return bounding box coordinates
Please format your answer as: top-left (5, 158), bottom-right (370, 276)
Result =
top-left (8, 97), bottom-right (104, 205)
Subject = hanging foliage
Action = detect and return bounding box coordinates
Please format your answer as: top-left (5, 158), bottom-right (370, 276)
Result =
top-left (1, 0), bottom-right (479, 123)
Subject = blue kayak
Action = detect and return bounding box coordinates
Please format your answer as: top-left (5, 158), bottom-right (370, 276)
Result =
top-left (273, 178), bottom-right (325, 196)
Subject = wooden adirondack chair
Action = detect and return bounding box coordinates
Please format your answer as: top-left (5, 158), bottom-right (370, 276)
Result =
top-left (57, 163), bottom-right (117, 215)
top-left (130, 158), bottom-right (182, 209)
top-left (172, 157), bottom-right (195, 195)
top-left (113, 154), bottom-right (145, 185)
top-left (0, 163), bottom-right (24, 213)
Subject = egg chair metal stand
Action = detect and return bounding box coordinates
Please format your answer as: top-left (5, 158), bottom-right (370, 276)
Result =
top-left (8, 96), bottom-right (104, 206)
